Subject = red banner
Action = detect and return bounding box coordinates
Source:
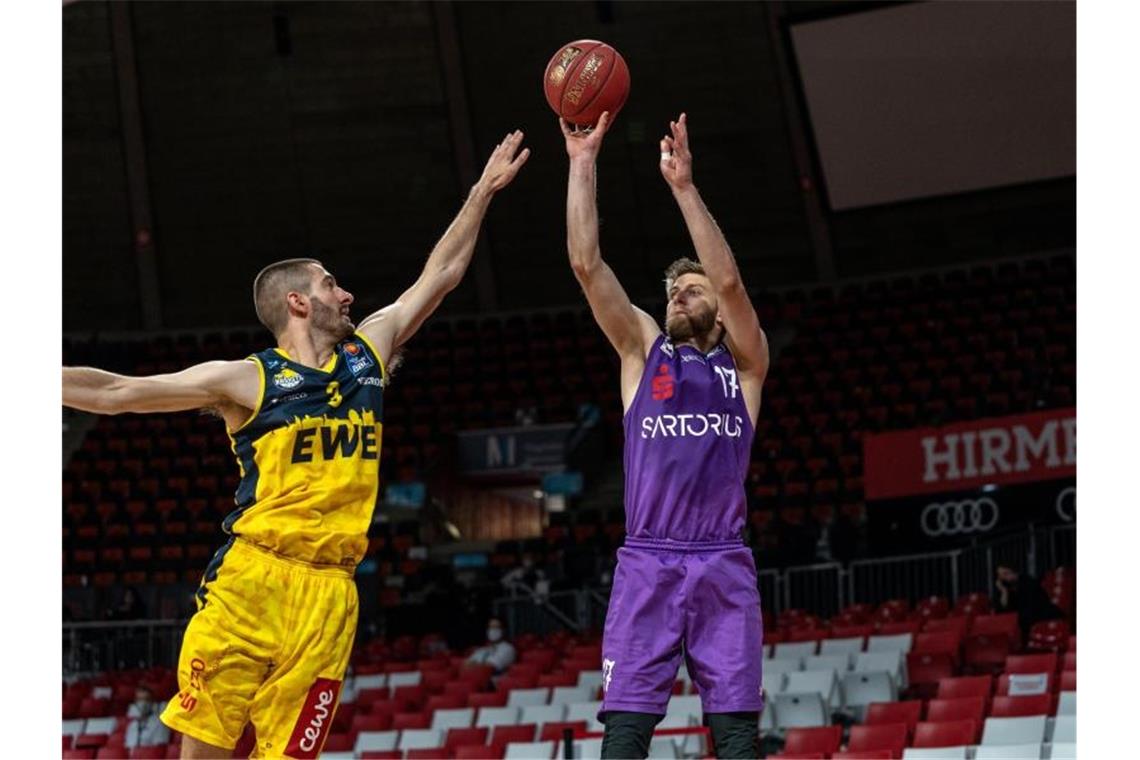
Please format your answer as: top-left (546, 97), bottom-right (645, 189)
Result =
top-left (864, 408), bottom-right (1075, 500)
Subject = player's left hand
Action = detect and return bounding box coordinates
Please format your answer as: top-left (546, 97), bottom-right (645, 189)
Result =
top-left (477, 130), bottom-right (530, 193)
top-left (659, 112), bottom-right (694, 192)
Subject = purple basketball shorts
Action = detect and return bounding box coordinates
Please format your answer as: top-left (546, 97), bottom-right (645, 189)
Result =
top-left (599, 537), bottom-right (765, 717)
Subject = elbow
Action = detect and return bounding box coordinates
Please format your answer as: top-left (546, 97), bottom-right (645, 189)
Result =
top-left (569, 256), bottom-right (599, 283)
top-left (716, 277), bottom-right (747, 300)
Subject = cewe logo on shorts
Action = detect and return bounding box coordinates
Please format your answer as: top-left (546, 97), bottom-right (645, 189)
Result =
top-left (285, 678), bottom-right (342, 758)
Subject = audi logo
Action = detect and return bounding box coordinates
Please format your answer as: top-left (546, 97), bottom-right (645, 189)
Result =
top-left (920, 498), bottom-right (1000, 537)
top-left (1055, 487), bottom-right (1075, 523)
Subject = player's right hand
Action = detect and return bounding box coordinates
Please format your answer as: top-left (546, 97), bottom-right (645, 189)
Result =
top-left (561, 111), bottom-right (611, 161)
top-left (477, 130), bottom-right (530, 193)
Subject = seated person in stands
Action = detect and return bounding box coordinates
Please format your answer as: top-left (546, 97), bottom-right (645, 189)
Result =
top-left (125, 685), bottom-right (171, 749)
top-left (465, 617), bottom-right (517, 674)
top-left (994, 564), bottom-right (1064, 640)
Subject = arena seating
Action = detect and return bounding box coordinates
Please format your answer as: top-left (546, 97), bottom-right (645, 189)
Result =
top-left (62, 255), bottom-right (1075, 591)
top-left (64, 575), bottom-right (1076, 758)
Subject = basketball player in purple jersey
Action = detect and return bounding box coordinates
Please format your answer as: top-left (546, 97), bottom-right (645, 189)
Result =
top-left (561, 111), bottom-right (769, 758)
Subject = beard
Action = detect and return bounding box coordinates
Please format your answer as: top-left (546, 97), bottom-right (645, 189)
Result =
top-left (311, 298), bottom-right (354, 341)
top-left (665, 307), bottom-right (717, 342)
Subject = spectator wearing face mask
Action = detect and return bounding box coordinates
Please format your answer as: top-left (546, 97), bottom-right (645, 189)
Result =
top-left (465, 617), bottom-right (517, 674)
top-left (125, 685), bottom-right (172, 749)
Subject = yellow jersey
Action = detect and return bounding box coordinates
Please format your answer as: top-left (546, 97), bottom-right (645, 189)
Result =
top-left (220, 332), bottom-right (386, 568)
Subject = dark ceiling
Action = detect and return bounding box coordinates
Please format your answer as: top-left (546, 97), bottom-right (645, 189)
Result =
top-left (63, 1), bottom-right (1075, 332)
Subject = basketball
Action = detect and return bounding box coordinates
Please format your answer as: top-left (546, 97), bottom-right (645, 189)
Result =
top-left (543, 40), bottom-right (630, 127)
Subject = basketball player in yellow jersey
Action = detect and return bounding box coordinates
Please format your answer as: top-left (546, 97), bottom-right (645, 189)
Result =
top-left (62, 133), bottom-right (530, 758)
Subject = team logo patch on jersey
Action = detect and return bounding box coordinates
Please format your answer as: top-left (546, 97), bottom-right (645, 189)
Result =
top-left (651, 363), bottom-right (675, 401)
top-left (347, 352), bottom-right (374, 376)
top-left (273, 367), bottom-right (304, 390)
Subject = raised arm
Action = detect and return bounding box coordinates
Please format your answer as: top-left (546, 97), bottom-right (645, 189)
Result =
top-left (357, 131), bottom-right (530, 364)
top-left (659, 113), bottom-right (769, 379)
top-left (63, 360), bottom-right (261, 429)
top-left (563, 113), bottom-right (658, 362)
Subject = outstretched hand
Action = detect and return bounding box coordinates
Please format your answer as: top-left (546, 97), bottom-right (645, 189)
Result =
top-left (659, 112), bottom-right (694, 191)
top-left (561, 112), bottom-right (612, 162)
top-left (478, 131), bottom-right (530, 193)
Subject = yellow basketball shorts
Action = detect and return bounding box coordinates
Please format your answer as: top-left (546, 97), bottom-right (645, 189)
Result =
top-left (160, 538), bottom-right (359, 758)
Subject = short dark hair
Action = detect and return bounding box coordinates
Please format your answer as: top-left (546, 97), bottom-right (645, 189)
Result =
top-left (663, 257), bottom-right (706, 295)
top-left (253, 258), bottom-right (321, 335)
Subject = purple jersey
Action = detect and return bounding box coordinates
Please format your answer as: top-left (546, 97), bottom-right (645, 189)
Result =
top-left (622, 334), bottom-right (755, 543)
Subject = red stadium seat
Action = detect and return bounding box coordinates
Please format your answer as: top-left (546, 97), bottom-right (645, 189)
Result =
top-left (990, 694), bottom-right (1053, 717)
top-left (936, 676), bottom-right (992, 701)
top-left (406, 749), bottom-right (448, 759)
top-left (926, 697), bottom-right (985, 732)
top-left (963, 634), bottom-right (1011, 675)
top-left (1027, 619), bottom-right (1070, 652)
top-left (359, 752), bottom-right (403, 760)
top-left (467, 691), bottom-right (508, 708)
top-left (1005, 653), bottom-right (1058, 674)
top-left (905, 653), bottom-right (954, 700)
top-left (1058, 670), bottom-right (1076, 691)
top-left (833, 750), bottom-right (900, 759)
top-left (782, 726), bottom-right (842, 756)
top-left (350, 712), bottom-right (394, 735)
top-left (913, 632), bottom-right (962, 664)
top-left (877, 620), bottom-right (920, 636)
top-left (490, 724), bottom-right (537, 755)
top-left (391, 711), bottom-right (431, 731)
top-left (914, 596), bottom-right (950, 621)
top-left (922, 617), bottom-right (968, 638)
top-left (539, 721), bottom-right (587, 742)
top-left (829, 624), bottom-right (875, 640)
top-left (969, 614), bottom-right (1020, 650)
top-left (445, 727), bottom-right (489, 754)
top-left (321, 734), bottom-right (353, 752)
top-left (864, 701), bottom-right (922, 738)
top-left (847, 722), bottom-right (907, 758)
top-left (63, 751), bottom-right (97, 760)
top-left (392, 684), bottom-right (427, 709)
top-left (953, 593), bottom-right (991, 615)
top-left (912, 719), bottom-right (977, 748)
top-left (1061, 651), bottom-right (1076, 672)
top-left (128, 748), bottom-right (167, 760)
top-left (425, 694), bottom-right (466, 714)
top-left (456, 745), bottom-right (504, 760)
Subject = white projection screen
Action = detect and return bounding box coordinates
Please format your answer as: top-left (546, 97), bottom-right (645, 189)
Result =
top-left (790, 1), bottom-right (1074, 210)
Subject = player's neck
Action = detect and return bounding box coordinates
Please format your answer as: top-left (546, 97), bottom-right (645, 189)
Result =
top-left (277, 328), bottom-right (338, 370)
top-left (674, 333), bottom-right (720, 355)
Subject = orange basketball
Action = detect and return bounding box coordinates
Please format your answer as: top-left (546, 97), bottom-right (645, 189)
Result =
top-left (543, 40), bottom-right (630, 128)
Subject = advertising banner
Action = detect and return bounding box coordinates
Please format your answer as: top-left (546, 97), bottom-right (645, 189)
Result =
top-left (864, 408), bottom-right (1075, 500)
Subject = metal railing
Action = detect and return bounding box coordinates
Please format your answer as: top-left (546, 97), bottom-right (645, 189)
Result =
top-left (848, 551), bottom-right (960, 607)
top-left (784, 563), bottom-right (844, 619)
top-left (1048, 524), bottom-right (1076, 570)
top-left (757, 569), bottom-right (781, 615)
top-left (63, 620), bottom-right (188, 676)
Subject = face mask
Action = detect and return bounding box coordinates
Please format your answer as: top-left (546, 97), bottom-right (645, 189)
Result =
top-left (487, 628), bottom-right (503, 642)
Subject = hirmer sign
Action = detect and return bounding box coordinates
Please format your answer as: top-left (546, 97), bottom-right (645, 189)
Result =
top-left (864, 408), bottom-right (1076, 499)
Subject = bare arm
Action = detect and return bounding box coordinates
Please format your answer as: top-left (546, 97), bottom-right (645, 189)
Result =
top-left (660, 113), bottom-right (770, 379)
top-left (63, 360), bottom-right (261, 422)
top-left (358, 131), bottom-right (530, 363)
top-left (563, 113), bottom-right (659, 361)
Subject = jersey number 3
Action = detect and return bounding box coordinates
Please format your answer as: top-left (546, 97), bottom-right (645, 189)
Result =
top-left (714, 366), bottom-right (739, 399)
top-left (325, 381), bottom-right (343, 408)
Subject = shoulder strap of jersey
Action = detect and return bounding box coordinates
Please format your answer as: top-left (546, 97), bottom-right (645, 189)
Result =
top-left (351, 332), bottom-right (389, 384)
top-left (229, 352), bottom-right (269, 435)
